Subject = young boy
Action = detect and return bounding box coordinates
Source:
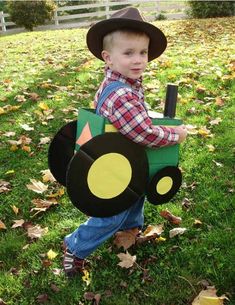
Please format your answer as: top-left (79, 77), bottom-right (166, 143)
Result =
top-left (63, 7), bottom-right (187, 276)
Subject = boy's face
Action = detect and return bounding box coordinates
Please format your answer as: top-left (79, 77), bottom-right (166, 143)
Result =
top-left (102, 31), bottom-right (149, 79)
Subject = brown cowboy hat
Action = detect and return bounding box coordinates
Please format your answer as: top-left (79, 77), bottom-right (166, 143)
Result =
top-left (86, 7), bottom-right (167, 62)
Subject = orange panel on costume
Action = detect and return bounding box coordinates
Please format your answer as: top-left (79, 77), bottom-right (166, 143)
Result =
top-left (76, 122), bottom-right (93, 146)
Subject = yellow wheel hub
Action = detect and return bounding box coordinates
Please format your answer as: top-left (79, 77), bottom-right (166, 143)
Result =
top-left (156, 176), bottom-right (173, 195)
top-left (87, 153), bottom-right (132, 199)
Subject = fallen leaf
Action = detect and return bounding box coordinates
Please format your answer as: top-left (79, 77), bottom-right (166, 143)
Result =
top-left (82, 269), bottom-right (91, 286)
top-left (47, 188), bottom-right (64, 198)
top-left (27, 224), bottom-right (48, 239)
top-left (160, 210), bottom-right (182, 225)
top-left (194, 219), bottom-right (203, 227)
top-left (28, 92), bottom-right (40, 101)
top-left (117, 252), bottom-right (136, 269)
top-left (212, 160), bottom-right (223, 167)
top-left (206, 144), bottom-right (215, 152)
top-left (215, 97), bottom-right (225, 107)
top-left (185, 124), bottom-right (198, 135)
top-left (31, 198), bottom-right (58, 216)
top-left (0, 180), bottom-right (11, 193)
top-left (20, 124), bottom-right (34, 131)
top-left (47, 249), bottom-right (58, 260)
top-left (11, 219), bottom-right (25, 228)
top-left (36, 294), bottom-right (48, 303)
top-left (169, 227), bottom-right (187, 238)
top-left (198, 127), bottom-right (212, 138)
top-left (11, 205), bottom-right (19, 215)
top-left (26, 179), bottom-right (48, 194)
top-left (113, 227), bottom-right (139, 250)
top-left (50, 283), bottom-right (60, 293)
top-left (41, 169), bottom-right (56, 183)
top-left (0, 220), bottom-right (7, 230)
top-left (38, 102), bottom-right (49, 111)
top-left (3, 131), bottom-right (15, 137)
top-left (136, 224), bottom-right (164, 245)
top-left (192, 286), bottom-right (229, 305)
top-left (209, 117), bottom-right (222, 126)
top-left (39, 137), bottom-right (51, 145)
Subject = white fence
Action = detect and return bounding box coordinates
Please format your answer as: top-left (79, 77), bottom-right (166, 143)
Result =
top-left (0, 0), bottom-right (187, 34)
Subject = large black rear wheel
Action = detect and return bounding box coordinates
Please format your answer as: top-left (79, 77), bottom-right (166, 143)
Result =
top-left (66, 133), bottom-right (148, 217)
top-left (48, 120), bottom-right (77, 186)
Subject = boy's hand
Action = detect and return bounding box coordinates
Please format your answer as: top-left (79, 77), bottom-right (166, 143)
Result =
top-left (175, 125), bottom-right (187, 144)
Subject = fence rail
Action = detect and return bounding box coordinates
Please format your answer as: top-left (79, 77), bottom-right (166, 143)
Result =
top-left (0, 0), bottom-right (187, 34)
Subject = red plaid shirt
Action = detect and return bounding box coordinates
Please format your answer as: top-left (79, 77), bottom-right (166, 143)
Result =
top-left (94, 68), bottom-right (179, 148)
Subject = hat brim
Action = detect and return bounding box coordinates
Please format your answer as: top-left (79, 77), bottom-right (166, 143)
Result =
top-left (86, 18), bottom-right (167, 62)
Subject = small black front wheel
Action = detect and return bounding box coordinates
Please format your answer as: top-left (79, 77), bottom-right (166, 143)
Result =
top-left (146, 166), bottom-right (182, 205)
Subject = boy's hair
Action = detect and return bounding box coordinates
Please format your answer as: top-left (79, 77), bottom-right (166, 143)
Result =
top-left (103, 28), bottom-right (149, 51)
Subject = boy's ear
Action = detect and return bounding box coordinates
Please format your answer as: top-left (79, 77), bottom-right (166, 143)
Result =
top-left (101, 50), bottom-right (111, 64)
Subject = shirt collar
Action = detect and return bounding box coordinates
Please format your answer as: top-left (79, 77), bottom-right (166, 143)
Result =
top-left (105, 67), bottom-right (143, 90)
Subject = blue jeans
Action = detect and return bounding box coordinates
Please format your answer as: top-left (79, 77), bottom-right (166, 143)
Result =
top-left (64, 196), bottom-right (145, 259)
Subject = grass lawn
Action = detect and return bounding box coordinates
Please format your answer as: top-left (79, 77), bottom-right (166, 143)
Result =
top-left (0, 17), bottom-right (234, 305)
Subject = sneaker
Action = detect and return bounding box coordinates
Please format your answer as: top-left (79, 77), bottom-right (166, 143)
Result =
top-left (63, 246), bottom-right (87, 277)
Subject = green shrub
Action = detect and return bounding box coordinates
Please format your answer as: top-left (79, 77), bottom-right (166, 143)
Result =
top-left (187, 1), bottom-right (235, 18)
top-left (7, 0), bottom-right (56, 31)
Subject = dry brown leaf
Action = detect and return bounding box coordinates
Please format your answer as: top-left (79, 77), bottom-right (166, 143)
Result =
top-left (39, 137), bottom-right (51, 145)
top-left (31, 198), bottom-right (58, 216)
top-left (169, 227), bottom-right (187, 238)
top-left (117, 252), bottom-right (136, 269)
top-left (11, 219), bottom-right (25, 228)
top-left (36, 294), bottom-right (48, 303)
top-left (20, 124), bottom-right (34, 131)
top-left (136, 224), bottom-right (164, 245)
top-left (27, 224), bottom-right (48, 239)
top-left (209, 117), bottom-right (222, 126)
top-left (160, 210), bottom-right (182, 225)
top-left (192, 286), bottom-right (229, 305)
top-left (0, 220), bottom-right (7, 230)
top-left (84, 292), bottom-right (101, 305)
top-left (0, 180), bottom-right (11, 194)
top-left (41, 169), bottom-right (56, 183)
top-left (113, 228), bottom-right (139, 250)
top-left (26, 179), bottom-right (48, 194)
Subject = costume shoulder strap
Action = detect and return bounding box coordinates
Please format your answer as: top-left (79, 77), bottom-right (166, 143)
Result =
top-left (96, 81), bottom-right (130, 115)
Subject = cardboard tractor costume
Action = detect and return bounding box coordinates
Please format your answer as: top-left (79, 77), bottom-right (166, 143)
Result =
top-left (48, 83), bottom-right (183, 217)
top-left (48, 7), bottom-right (183, 217)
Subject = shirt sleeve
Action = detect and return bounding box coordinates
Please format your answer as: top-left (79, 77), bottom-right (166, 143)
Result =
top-left (100, 88), bottom-right (179, 148)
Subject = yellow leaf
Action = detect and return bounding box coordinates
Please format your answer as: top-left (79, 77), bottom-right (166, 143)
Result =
top-left (5, 170), bottom-right (15, 175)
top-left (47, 249), bottom-right (58, 260)
top-left (12, 205), bottom-right (19, 215)
top-left (198, 127), bottom-right (212, 138)
top-left (82, 269), bottom-right (91, 286)
top-left (0, 107), bottom-right (5, 115)
top-left (38, 102), bottom-right (49, 111)
top-left (207, 144), bottom-right (215, 152)
top-left (192, 286), bottom-right (229, 305)
top-left (10, 145), bottom-right (18, 151)
top-left (47, 188), bottom-right (64, 198)
top-left (155, 236), bottom-right (166, 242)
